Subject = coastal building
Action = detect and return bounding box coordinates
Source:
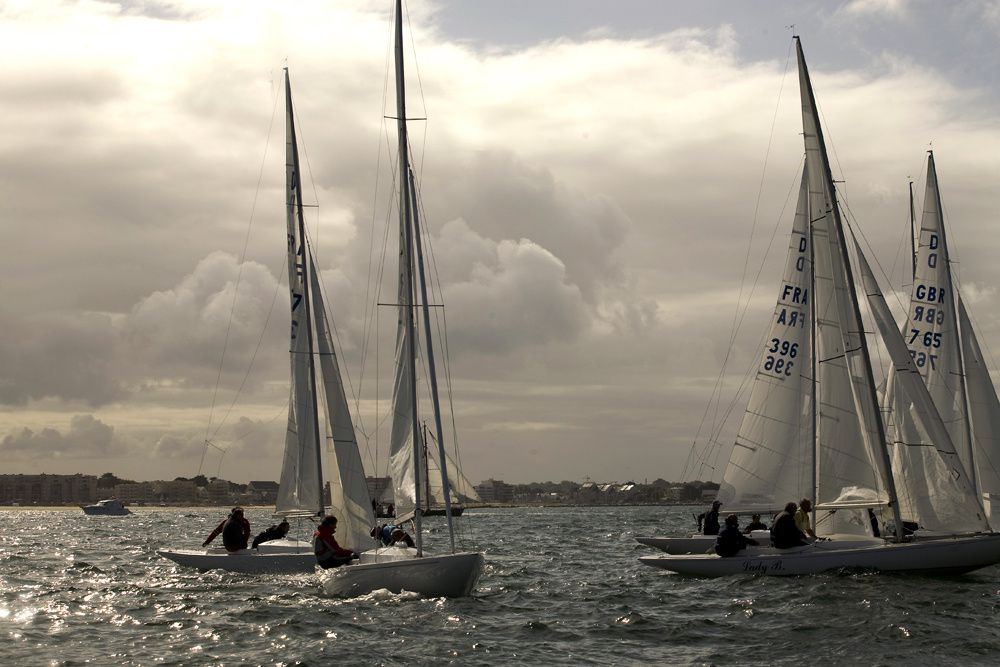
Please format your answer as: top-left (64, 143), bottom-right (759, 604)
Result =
top-left (475, 479), bottom-right (513, 504)
top-left (113, 482), bottom-right (155, 504)
top-left (206, 479), bottom-right (233, 505)
top-left (366, 476), bottom-right (392, 503)
top-left (246, 480), bottom-right (279, 505)
top-left (0, 473), bottom-right (99, 505)
top-left (155, 479), bottom-right (198, 504)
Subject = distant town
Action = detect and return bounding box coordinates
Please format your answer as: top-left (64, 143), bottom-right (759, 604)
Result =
top-left (0, 473), bottom-right (719, 507)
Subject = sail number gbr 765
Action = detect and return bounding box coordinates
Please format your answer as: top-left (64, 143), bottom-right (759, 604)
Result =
top-left (907, 283), bottom-right (947, 370)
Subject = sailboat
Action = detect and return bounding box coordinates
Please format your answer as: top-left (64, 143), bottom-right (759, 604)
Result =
top-left (638, 163), bottom-right (815, 555)
top-left (640, 37), bottom-right (1000, 576)
top-left (317, 0), bottom-right (483, 597)
top-left (157, 69), bottom-right (375, 575)
top-left (417, 422), bottom-right (480, 517)
top-left (887, 151), bottom-right (1000, 526)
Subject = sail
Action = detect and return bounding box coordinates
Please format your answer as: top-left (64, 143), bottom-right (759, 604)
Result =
top-left (276, 72), bottom-right (323, 517)
top-left (425, 446), bottom-right (482, 506)
top-left (718, 169), bottom-right (813, 509)
top-left (796, 39), bottom-right (891, 529)
top-left (900, 154), bottom-right (976, 481)
top-left (959, 295), bottom-right (1000, 514)
top-left (310, 261), bottom-right (375, 548)
top-left (387, 188), bottom-right (419, 519)
top-left (855, 238), bottom-right (987, 533)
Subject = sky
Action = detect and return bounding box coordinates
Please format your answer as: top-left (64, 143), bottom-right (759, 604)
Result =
top-left (3, 0), bottom-right (1000, 485)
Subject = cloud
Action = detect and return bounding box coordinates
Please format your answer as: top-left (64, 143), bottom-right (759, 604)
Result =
top-left (434, 220), bottom-right (590, 354)
top-left (1, 414), bottom-right (120, 459)
top-left (126, 251), bottom-right (287, 388)
top-left (2, 0), bottom-right (1000, 484)
top-left (841, 0), bottom-right (909, 17)
top-left (0, 309), bottom-right (125, 406)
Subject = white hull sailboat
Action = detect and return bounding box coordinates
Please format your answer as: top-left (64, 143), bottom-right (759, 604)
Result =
top-left (159, 68), bottom-right (376, 575)
top-left (640, 533), bottom-right (1000, 576)
top-left (318, 0), bottom-right (483, 597)
top-left (158, 539), bottom-right (317, 575)
top-left (641, 37), bottom-right (1000, 577)
top-left (322, 547), bottom-right (482, 598)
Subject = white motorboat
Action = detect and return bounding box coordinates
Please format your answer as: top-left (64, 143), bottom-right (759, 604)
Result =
top-left (641, 37), bottom-right (1000, 577)
top-left (81, 498), bottom-right (131, 516)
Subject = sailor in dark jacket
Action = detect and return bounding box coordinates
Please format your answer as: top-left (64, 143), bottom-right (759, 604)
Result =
top-left (698, 500), bottom-right (723, 535)
top-left (202, 507), bottom-right (251, 552)
top-left (770, 502), bottom-right (809, 549)
top-left (715, 514), bottom-right (758, 557)
top-left (251, 520), bottom-right (290, 549)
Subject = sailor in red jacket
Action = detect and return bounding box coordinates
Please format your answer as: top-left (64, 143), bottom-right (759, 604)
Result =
top-left (313, 515), bottom-right (358, 569)
top-left (202, 507), bottom-right (251, 552)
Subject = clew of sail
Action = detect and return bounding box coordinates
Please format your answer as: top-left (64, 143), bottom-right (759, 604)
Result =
top-left (718, 169), bottom-right (813, 509)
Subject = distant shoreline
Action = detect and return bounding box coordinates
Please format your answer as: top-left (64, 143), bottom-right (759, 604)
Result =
top-left (2, 502), bottom-right (701, 512)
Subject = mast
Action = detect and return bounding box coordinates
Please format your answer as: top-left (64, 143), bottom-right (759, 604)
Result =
top-left (795, 37), bottom-right (904, 540)
top-left (909, 180), bottom-right (917, 280)
top-left (285, 69), bottom-right (326, 516)
top-left (394, 0), bottom-right (424, 555)
top-left (408, 166), bottom-right (458, 551)
top-left (809, 163), bottom-right (818, 531)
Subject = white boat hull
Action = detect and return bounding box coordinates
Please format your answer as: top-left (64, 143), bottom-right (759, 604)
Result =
top-left (639, 533), bottom-right (1000, 576)
top-left (636, 534), bottom-right (716, 554)
top-left (81, 500), bottom-right (131, 516)
top-left (320, 546), bottom-right (483, 598)
top-left (636, 530), bottom-right (773, 554)
top-left (158, 538), bottom-right (317, 574)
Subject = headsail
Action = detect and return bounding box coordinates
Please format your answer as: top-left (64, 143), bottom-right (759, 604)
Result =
top-left (310, 261), bottom-right (376, 548)
top-left (959, 298), bottom-right (1000, 516)
top-left (718, 168), bottom-right (813, 509)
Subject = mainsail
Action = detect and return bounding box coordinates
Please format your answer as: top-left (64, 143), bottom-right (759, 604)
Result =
top-left (275, 70), bottom-right (374, 548)
top-left (796, 39), bottom-right (894, 530)
top-left (276, 70), bottom-right (324, 517)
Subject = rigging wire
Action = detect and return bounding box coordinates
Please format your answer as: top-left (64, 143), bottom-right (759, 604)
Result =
top-left (199, 72), bottom-right (281, 476)
top-left (685, 38), bottom-right (795, 481)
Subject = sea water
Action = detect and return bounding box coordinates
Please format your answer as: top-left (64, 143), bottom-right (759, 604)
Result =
top-left (1, 505), bottom-right (998, 666)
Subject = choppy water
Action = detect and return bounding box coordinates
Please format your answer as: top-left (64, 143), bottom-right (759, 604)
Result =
top-left (2, 505), bottom-right (999, 666)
